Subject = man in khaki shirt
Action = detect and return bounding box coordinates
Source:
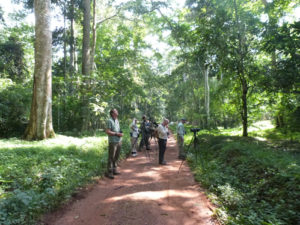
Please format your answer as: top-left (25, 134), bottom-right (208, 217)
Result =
top-left (105, 109), bottom-right (123, 179)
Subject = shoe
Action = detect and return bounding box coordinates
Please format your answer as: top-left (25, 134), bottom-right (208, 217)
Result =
top-left (146, 148), bottom-right (151, 150)
top-left (105, 173), bottom-right (114, 179)
top-left (159, 161), bottom-right (167, 165)
top-left (132, 153), bottom-right (137, 157)
top-left (113, 171), bottom-right (121, 175)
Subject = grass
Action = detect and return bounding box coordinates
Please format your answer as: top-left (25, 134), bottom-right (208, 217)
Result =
top-left (171, 122), bottom-right (300, 225)
top-left (0, 130), bottom-right (131, 225)
top-left (1, 122), bottom-right (299, 225)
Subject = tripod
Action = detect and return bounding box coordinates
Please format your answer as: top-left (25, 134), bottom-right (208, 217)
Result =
top-left (187, 131), bottom-right (200, 161)
top-left (178, 131), bottom-right (200, 173)
top-left (139, 134), bottom-right (151, 161)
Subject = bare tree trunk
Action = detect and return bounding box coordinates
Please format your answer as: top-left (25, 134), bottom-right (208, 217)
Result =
top-left (63, 4), bottom-right (67, 79)
top-left (82, 0), bottom-right (91, 76)
top-left (81, 0), bottom-right (91, 131)
top-left (233, 0), bottom-right (248, 137)
top-left (241, 79), bottom-right (248, 137)
top-left (204, 65), bottom-right (210, 126)
top-left (90, 0), bottom-right (96, 72)
top-left (69, 0), bottom-right (75, 76)
top-left (24, 0), bottom-right (54, 140)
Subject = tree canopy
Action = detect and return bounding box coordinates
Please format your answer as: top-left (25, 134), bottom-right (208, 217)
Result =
top-left (0, 0), bottom-right (299, 137)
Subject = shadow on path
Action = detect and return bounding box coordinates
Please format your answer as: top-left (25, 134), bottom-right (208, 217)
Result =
top-left (41, 133), bottom-right (217, 225)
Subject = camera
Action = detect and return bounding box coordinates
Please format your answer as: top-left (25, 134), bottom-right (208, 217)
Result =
top-left (152, 121), bottom-right (158, 127)
top-left (190, 128), bottom-right (201, 133)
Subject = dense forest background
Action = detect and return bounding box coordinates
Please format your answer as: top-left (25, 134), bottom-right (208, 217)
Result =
top-left (0, 0), bottom-right (299, 138)
top-left (0, 1), bottom-right (299, 225)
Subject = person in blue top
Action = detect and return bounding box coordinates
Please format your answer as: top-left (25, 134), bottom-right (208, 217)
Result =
top-left (105, 109), bottom-right (123, 179)
top-left (177, 118), bottom-right (187, 160)
top-left (130, 118), bottom-right (139, 157)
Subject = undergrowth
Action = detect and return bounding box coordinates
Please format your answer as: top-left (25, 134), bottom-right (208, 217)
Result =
top-left (0, 130), bottom-right (131, 225)
top-left (186, 133), bottom-right (300, 225)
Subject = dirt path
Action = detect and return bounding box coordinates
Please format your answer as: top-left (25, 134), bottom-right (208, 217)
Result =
top-left (42, 134), bottom-right (217, 225)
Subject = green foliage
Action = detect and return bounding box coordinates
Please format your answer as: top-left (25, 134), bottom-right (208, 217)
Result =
top-left (0, 79), bottom-right (31, 137)
top-left (0, 131), bottom-right (131, 225)
top-left (186, 131), bottom-right (300, 225)
top-left (0, 36), bottom-right (27, 82)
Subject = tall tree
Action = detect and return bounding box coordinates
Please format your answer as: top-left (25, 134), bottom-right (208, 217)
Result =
top-left (24, 0), bottom-right (54, 140)
top-left (69, 0), bottom-right (76, 76)
top-left (81, 0), bottom-right (91, 131)
top-left (82, 0), bottom-right (91, 76)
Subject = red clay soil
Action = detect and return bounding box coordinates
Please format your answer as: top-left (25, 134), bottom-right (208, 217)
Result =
top-left (41, 134), bottom-right (218, 225)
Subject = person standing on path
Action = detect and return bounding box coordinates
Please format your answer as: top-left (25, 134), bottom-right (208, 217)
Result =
top-left (105, 109), bottom-right (123, 179)
top-left (130, 118), bottom-right (139, 157)
top-left (177, 118), bottom-right (187, 160)
top-left (157, 118), bottom-right (169, 165)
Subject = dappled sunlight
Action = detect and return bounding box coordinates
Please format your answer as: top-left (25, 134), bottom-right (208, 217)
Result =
top-left (121, 168), bottom-right (134, 173)
top-left (0, 135), bottom-right (107, 150)
top-left (254, 137), bottom-right (267, 141)
top-left (150, 166), bottom-right (163, 172)
top-left (218, 120), bottom-right (275, 136)
top-left (45, 135), bottom-right (106, 149)
top-left (248, 120), bottom-right (274, 132)
top-left (136, 169), bottom-right (160, 178)
top-left (105, 189), bottom-right (199, 202)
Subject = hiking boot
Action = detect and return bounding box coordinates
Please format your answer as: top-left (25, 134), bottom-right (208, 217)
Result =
top-left (132, 152), bottom-right (137, 157)
top-left (105, 172), bottom-right (114, 179)
top-left (159, 161), bottom-right (167, 165)
top-left (113, 170), bottom-right (121, 175)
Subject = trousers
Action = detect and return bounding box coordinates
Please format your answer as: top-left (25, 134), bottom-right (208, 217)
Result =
top-left (107, 142), bottom-right (121, 174)
top-left (158, 138), bottom-right (167, 163)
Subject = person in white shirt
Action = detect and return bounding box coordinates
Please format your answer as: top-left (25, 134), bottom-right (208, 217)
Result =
top-left (130, 118), bottom-right (139, 157)
top-left (156, 118), bottom-right (169, 165)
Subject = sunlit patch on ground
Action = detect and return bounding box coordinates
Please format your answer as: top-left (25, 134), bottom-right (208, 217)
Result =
top-left (0, 135), bottom-right (107, 150)
top-left (106, 189), bottom-right (199, 202)
top-left (248, 120), bottom-right (274, 132)
top-left (219, 120), bottom-right (275, 136)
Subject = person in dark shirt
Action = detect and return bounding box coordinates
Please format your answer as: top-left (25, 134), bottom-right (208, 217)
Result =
top-left (138, 115), bottom-right (151, 151)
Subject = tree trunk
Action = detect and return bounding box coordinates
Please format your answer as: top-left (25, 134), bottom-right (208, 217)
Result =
top-left (24, 0), bottom-right (54, 140)
top-left (233, 0), bottom-right (248, 137)
top-left (204, 65), bottom-right (210, 127)
top-left (241, 79), bottom-right (248, 137)
top-left (81, 0), bottom-right (91, 131)
top-left (63, 5), bottom-right (67, 79)
top-left (90, 0), bottom-right (96, 72)
top-left (82, 0), bottom-right (91, 76)
top-left (69, 0), bottom-right (75, 76)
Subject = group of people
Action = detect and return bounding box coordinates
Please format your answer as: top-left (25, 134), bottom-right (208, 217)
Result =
top-left (130, 115), bottom-right (156, 157)
top-left (105, 108), bottom-right (186, 179)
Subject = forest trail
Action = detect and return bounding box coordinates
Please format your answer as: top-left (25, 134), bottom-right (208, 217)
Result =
top-left (42, 134), bottom-right (217, 225)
